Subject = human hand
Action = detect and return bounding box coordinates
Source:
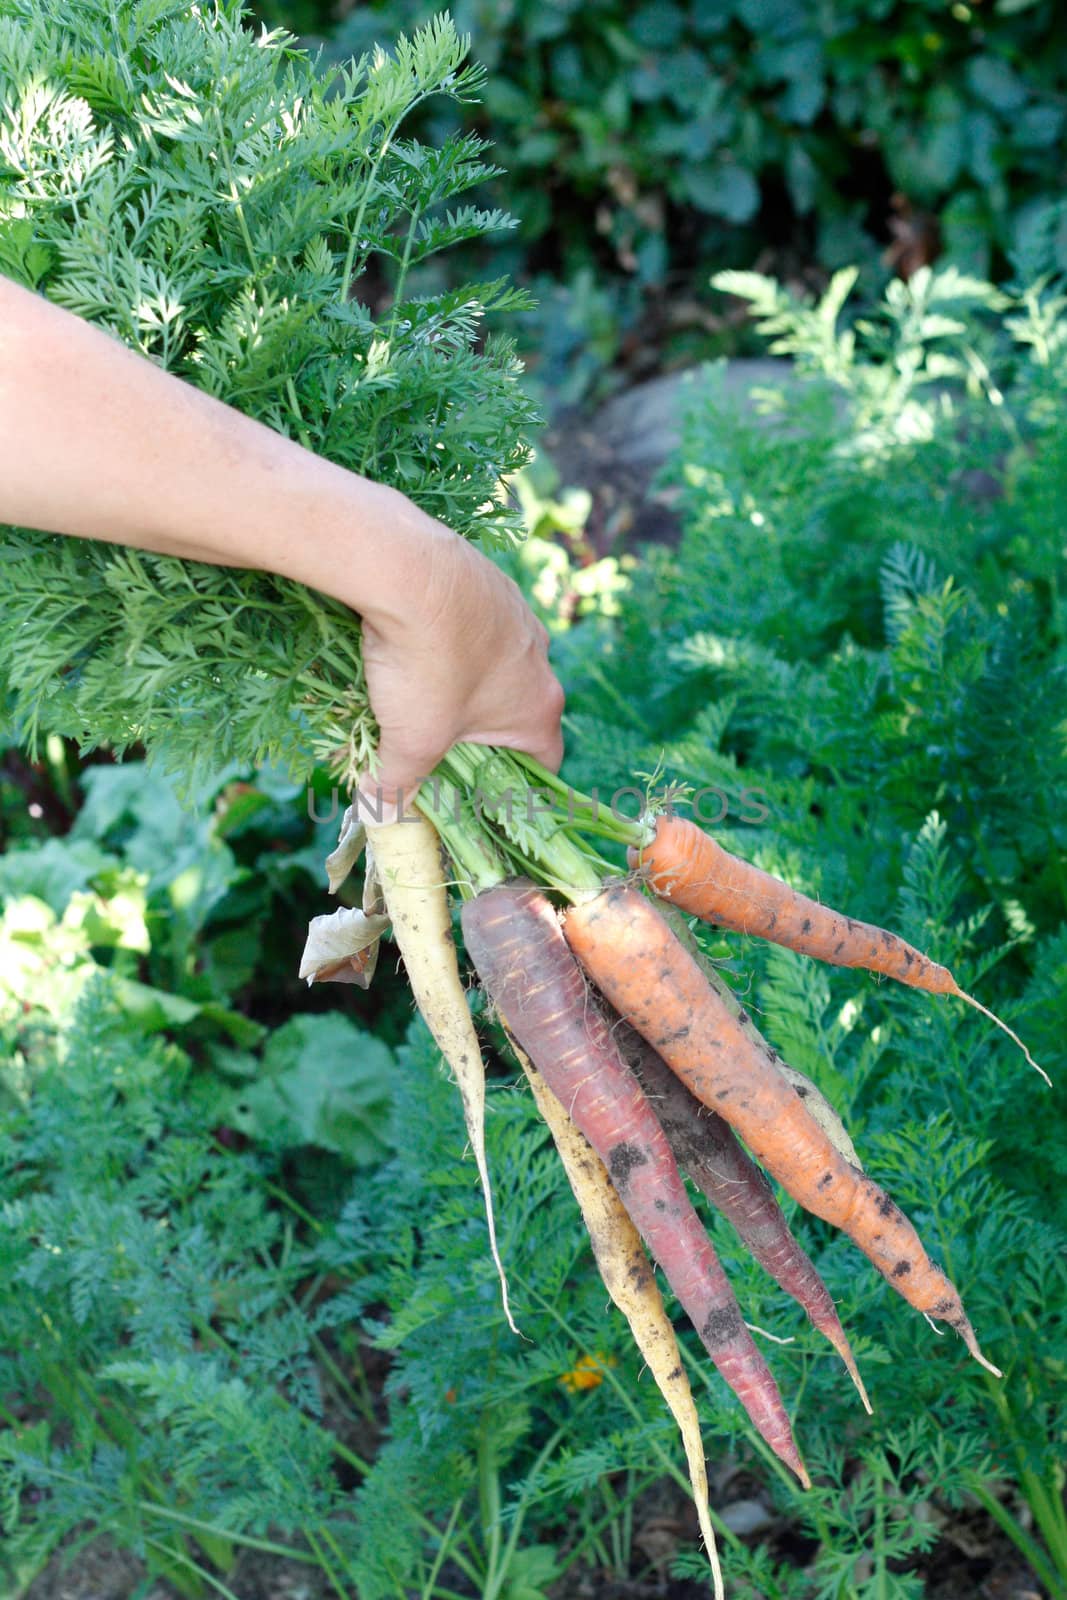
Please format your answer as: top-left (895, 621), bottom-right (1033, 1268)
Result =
top-left (0, 279), bottom-right (562, 804)
top-left (358, 511), bottom-right (565, 808)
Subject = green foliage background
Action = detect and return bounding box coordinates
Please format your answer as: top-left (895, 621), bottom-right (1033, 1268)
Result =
top-left (0, 0), bottom-right (1066, 1595)
top-left (3, 263), bottom-right (1067, 1596)
top-left (258, 0), bottom-right (1067, 290)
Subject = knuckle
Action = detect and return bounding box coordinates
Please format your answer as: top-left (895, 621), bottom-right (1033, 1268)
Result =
top-left (542, 733), bottom-right (565, 774)
top-left (378, 734), bottom-right (438, 788)
top-left (546, 677), bottom-right (566, 715)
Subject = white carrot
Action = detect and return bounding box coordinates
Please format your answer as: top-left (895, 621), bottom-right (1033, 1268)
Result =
top-left (512, 1035), bottom-right (723, 1600)
top-left (366, 812), bottom-right (517, 1333)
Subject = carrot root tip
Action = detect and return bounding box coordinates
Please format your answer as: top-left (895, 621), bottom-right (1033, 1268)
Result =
top-left (837, 1346), bottom-right (873, 1415)
top-left (953, 1315), bottom-right (1003, 1378)
top-left (957, 990), bottom-right (1050, 1086)
top-left (743, 1320), bottom-right (796, 1347)
top-left (964, 1336), bottom-right (1003, 1379)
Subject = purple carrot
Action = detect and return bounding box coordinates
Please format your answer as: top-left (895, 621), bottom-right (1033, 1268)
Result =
top-left (462, 880), bottom-right (810, 1487)
top-left (618, 1021), bottom-right (870, 1411)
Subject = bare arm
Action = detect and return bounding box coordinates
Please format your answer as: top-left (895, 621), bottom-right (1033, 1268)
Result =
top-left (0, 276), bottom-right (564, 795)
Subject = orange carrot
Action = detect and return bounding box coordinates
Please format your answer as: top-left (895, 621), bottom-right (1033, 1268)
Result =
top-left (653, 896), bottom-right (863, 1169)
top-left (564, 881), bottom-right (1000, 1376)
top-left (462, 880), bottom-right (810, 1485)
top-left (630, 814), bottom-right (1045, 1081)
top-left (618, 1020), bottom-right (870, 1412)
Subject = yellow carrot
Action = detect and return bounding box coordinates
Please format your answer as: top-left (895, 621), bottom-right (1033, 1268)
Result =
top-left (367, 813), bottom-right (516, 1333)
top-left (512, 1035), bottom-right (724, 1600)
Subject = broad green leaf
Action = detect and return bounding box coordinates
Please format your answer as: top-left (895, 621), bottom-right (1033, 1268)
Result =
top-left (685, 161), bottom-right (760, 222)
top-left (0, 838), bottom-right (118, 914)
top-left (235, 1013), bottom-right (395, 1165)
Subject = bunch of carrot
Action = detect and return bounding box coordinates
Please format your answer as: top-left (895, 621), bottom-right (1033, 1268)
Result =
top-left (300, 747), bottom-right (1040, 1598)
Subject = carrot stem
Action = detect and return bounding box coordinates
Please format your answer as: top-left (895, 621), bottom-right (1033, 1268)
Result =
top-left (439, 748), bottom-right (604, 895)
top-left (416, 775), bottom-right (507, 894)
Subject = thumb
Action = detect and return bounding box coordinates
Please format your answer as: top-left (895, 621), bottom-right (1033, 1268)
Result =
top-left (357, 734), bottom-right (433, 826)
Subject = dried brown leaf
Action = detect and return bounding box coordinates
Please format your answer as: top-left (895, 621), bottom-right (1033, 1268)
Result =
top-left (324, 802), bottom-right (367, 895)
top-left (298, 906), bottom-right (388, 988)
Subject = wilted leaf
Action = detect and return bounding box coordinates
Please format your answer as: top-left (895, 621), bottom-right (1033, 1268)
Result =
top-left (299, 906), bottom-right (389, 989)
top-left (362, 841), bottom-right (385, 917)
top-left (324, 803), bottom-right (367, 894)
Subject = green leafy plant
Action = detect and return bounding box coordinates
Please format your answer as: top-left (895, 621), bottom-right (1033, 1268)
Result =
top-left (0, 0), bottom-right (537, 790)
top-left (543, 265), bottom-right (1067, 1594)
top-left (0, 968), bottom-right (722, 1599)
top-left (3, 4), bottom-right (1066, 1574)
top-left (0, 749), bottom-right (412, 1048)
top-left (3, 264), bottom-right (1066, 1597)
top-left (0, 978), bottom-right (374, 1595)
top-left (269, 0), bottom-right (1067, 291)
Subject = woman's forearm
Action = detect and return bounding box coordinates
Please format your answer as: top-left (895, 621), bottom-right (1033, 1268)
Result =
top-left (0, 275), bottom-right (425, 624)
top-left (0, 275), bottom-right (564, 792)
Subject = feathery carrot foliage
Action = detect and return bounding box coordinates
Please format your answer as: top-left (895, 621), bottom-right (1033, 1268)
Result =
top-left (0, 0), bottom-right (536, 790)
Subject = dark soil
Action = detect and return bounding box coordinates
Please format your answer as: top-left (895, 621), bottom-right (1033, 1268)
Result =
top-left (15, 1476), bottom-right (1052, 1600)
top-left (538, 358), bottom-right (798, 559)
top-left (17, 1540), bottom-right (321, 1600)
